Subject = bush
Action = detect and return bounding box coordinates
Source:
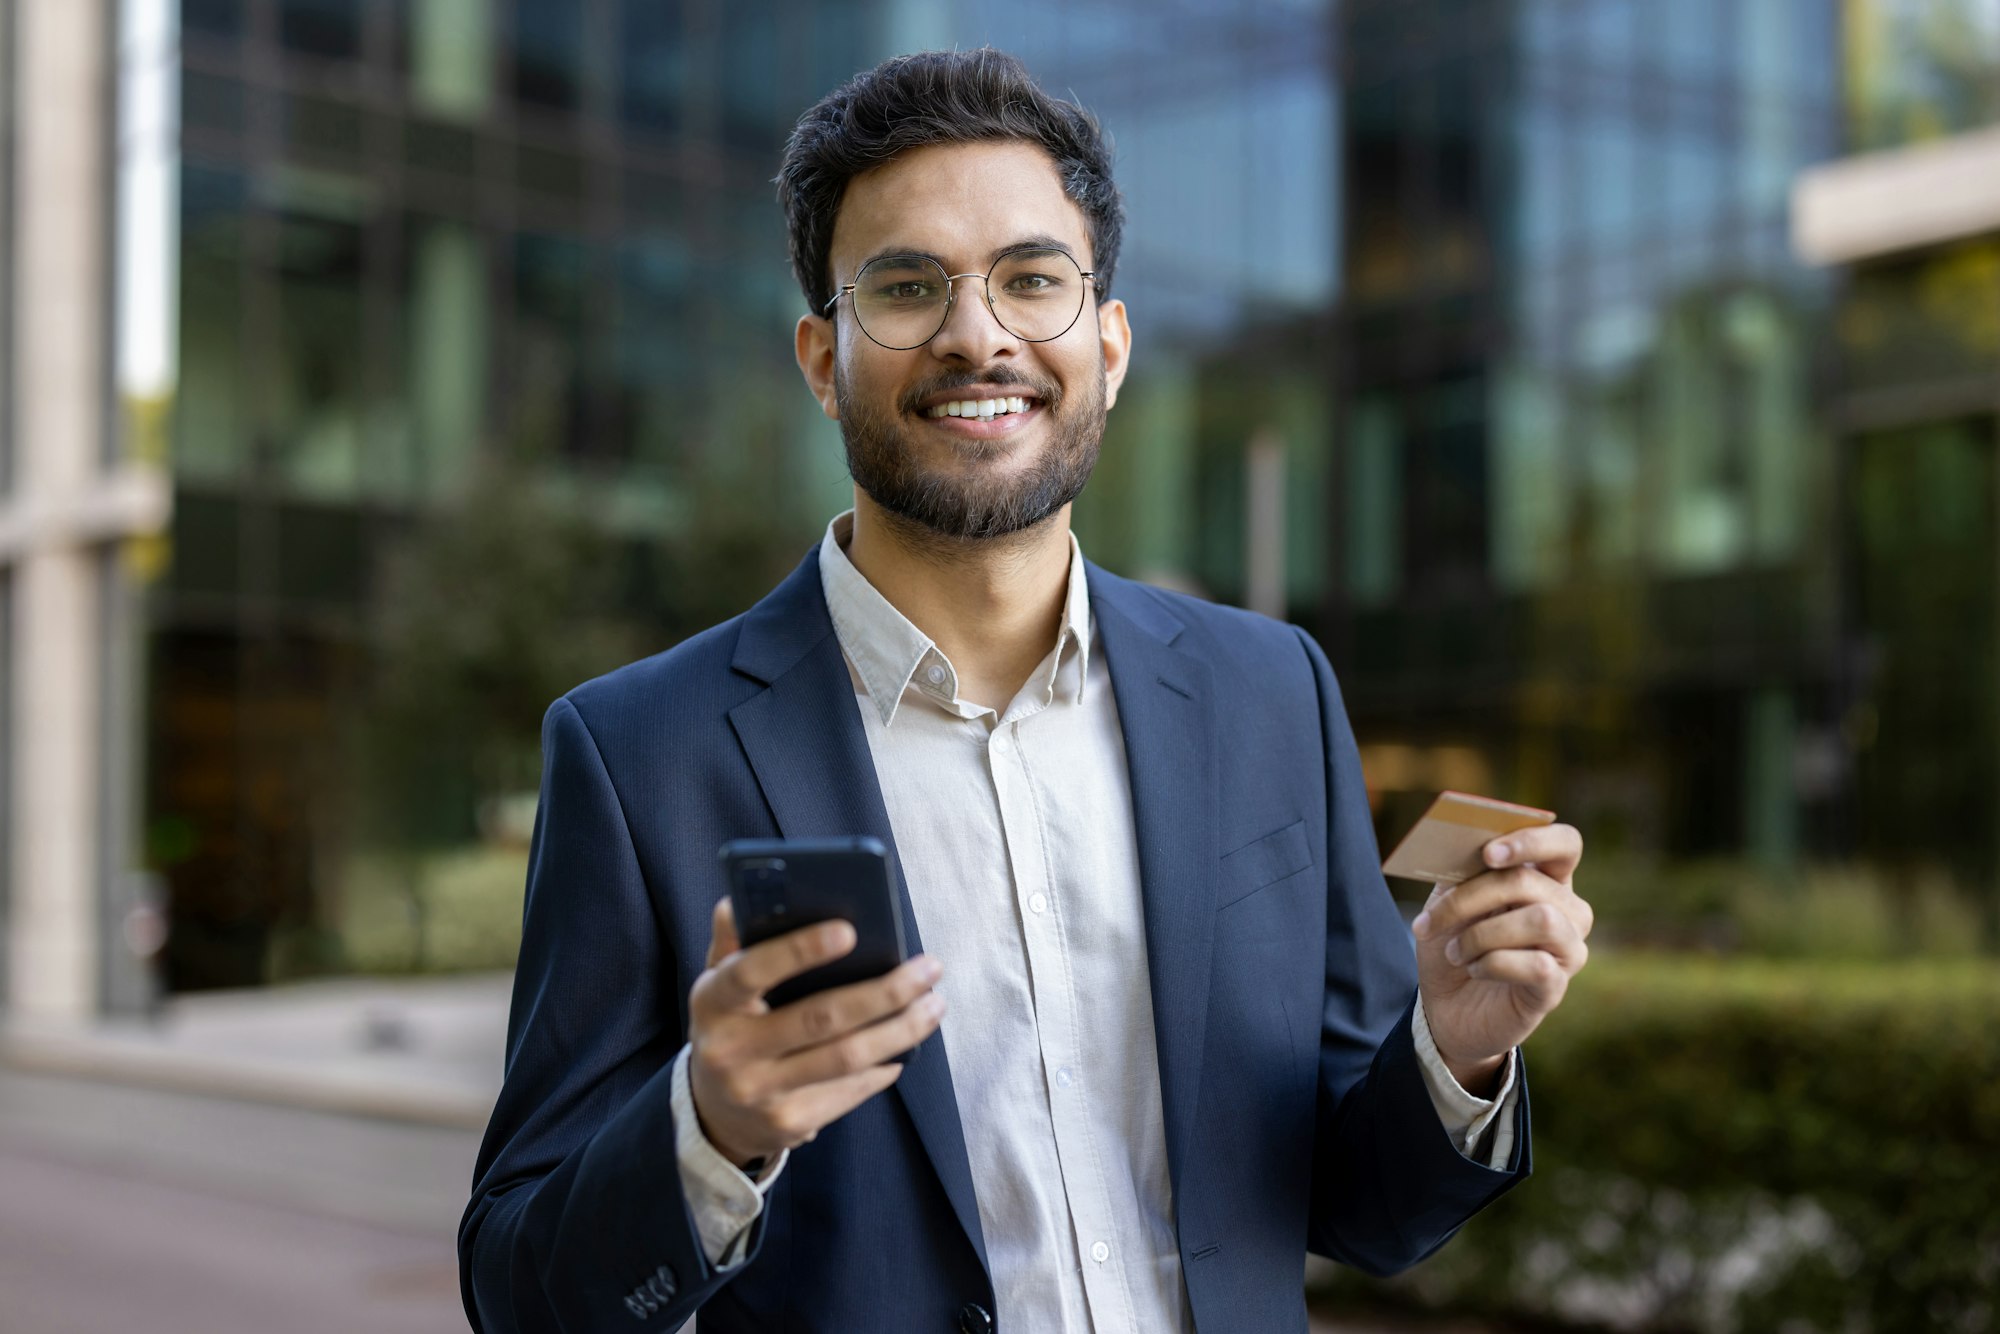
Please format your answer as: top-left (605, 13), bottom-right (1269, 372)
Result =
top-left (317, 844), bottom-right (528, 976)
top-left (1575, 856), bottom-right (1991, 960)
top-left (1317, 954), bottom-right (2000, 1332)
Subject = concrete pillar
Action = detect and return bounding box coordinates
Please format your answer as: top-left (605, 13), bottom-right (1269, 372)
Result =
top-left (7, 0), bottom-right (113, 1020)
top-left (1244, 427), bottom-right (1287, 620)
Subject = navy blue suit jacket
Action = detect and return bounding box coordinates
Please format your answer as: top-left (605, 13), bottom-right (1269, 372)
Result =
top-left (460, 548), bottom-right (1529, 1333)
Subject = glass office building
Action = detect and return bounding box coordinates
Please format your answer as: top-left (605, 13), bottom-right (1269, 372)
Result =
top-left (154, 0), bottom-right (883, 988)
top-left (4, 0), bottom-right (1996, 1010)
top-left (1336, 0), bottom-right (1849, 869)
top-left (1333, 0), bottom-right (2000, 924)
top-left (132, 0), bottom-right (1342, 991)
top-left (1806, 0), bottom-right (2000, 904)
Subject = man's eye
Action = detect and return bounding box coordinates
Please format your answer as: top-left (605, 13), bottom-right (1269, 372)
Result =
top-left (1004, 272), bottom-right (1065, 295)
top-left (873, 280), bottom-right (938, 302)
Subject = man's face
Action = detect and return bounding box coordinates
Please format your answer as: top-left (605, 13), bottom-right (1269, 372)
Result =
top-left (795, 140), bottom-right (1131, 542)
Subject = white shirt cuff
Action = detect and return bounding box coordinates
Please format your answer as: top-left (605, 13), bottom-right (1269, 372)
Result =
top-left (1410, 995), bottom-right (1519, 1169)
top-left (670, 1044), bottom-right (788, 1268)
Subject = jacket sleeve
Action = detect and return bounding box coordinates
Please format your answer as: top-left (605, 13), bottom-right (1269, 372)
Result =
top-left (458, 696), bottom-right (760, 1332)
top-left (1292, 627), bottom-right (1532, 1276)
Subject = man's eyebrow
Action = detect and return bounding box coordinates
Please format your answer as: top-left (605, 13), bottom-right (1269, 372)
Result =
top-left (852, 236), bottom-right (1081, 274)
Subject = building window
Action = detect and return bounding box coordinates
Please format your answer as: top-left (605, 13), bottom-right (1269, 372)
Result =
top-left (617, 0), bottom-right (683, 135)
top-left (279, 0), bottom-right (363, 61)
top-left (509, 0), bottom-right (583, 116)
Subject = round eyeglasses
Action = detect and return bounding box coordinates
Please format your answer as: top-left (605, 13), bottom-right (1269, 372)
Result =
top-left (822, 246), bottom-right (1098, 351)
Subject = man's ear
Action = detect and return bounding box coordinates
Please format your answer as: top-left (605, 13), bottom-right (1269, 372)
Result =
top-left (1098, 297), bottom-right (1132, 412)
top-left (795, 313), bottom-right (840, 420)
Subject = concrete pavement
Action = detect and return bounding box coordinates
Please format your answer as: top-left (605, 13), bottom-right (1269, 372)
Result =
top-left (0, 975), bottom-right (504, 1332)
top-left (0, 1063), bottom-right (479, 1332)
top-left (0, 971), bottom-right (512, 1129)
top-left (0, 972), bottom-right (1481, 1333)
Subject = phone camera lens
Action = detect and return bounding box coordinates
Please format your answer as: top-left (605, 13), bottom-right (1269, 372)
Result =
top-left (741, 860), bottom-right (787, 920)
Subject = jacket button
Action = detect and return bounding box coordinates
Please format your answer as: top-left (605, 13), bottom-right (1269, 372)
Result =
top-left (957, 1301), bottom-right (993, 1334)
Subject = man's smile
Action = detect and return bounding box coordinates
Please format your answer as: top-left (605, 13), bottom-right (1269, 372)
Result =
top-left (916, 398), bottom-right (1046, 439)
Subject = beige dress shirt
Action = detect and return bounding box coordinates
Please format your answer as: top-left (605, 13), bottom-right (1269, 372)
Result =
top-left (666, 511), bottom-right (1518, 1331)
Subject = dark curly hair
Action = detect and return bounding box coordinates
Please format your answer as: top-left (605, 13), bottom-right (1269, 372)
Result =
top-left (776, 48), bottom-right (1123, 318)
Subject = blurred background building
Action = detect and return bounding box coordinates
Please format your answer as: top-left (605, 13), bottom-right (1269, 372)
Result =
top-left (0, 0), bottom-right (1996, 1020)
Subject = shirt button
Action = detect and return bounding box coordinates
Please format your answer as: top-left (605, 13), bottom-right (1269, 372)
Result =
top-left (1055, 1067), bottom-right (1073, 1089)
top-left (925, 664), bottom-right (947, 685)
top-left (1090, 1241), bottom-right (1110, 1263)
top-left (1028, 892), bottom-right (1048, 915)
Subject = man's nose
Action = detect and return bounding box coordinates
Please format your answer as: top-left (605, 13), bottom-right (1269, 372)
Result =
top-left (928, 273), bottom-right (1018, 364)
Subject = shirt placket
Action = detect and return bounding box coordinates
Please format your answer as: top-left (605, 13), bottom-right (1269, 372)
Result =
top-left (987, 708), bottom-right (1138, 1333)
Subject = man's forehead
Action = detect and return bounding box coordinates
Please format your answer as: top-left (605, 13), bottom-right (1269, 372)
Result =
top-left (829, 140), bottom-right (1091, 271)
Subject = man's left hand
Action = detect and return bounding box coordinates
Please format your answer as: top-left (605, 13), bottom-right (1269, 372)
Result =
top-left (1411, 823), bottom-right (1591, 1096)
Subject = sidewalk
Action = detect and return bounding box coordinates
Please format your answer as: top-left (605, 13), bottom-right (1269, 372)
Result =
top-left (0, 975), bottom-right (1496, 1333)
top-left (0, 972), bottom-right (511, 1130)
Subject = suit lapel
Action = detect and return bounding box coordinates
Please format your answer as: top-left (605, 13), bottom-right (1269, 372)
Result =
top-left (1087, 563), bottom-right (1219, 1197)
top-left (726, 550), bottom-right (990, 1280)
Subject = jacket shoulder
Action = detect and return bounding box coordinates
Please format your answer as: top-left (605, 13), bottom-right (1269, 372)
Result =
top-left (558, 615), bottom-right (753, 732)
top-left (1091, 565), bottom-right (1318, 683)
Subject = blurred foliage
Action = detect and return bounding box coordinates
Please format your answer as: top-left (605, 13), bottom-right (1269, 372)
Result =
top-left (288, 452), bottom-right (810, 978)
top-left (1578, 854), bottom-right (1991, 959)
top-left (358, 456), bottom-right (643, 845)
top-left (331, 845), bottom-right (529, 976)
top-left (1846, 0), bottom-right (2000, 151)
top-left (1319, 953), bottom-right (2000, 1332)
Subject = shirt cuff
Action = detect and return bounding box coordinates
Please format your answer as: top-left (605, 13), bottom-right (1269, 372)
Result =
top-left (1411, 995), bottom-right (1519, 1169)
top-left (670, 1044), bottom-right (788, 1268)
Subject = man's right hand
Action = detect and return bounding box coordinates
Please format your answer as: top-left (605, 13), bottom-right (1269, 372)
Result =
top-left (687, 897), bottom-right (946, 1170)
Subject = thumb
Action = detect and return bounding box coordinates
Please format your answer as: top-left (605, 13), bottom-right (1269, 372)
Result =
top-left (706, 895), bottom-right (740, 970)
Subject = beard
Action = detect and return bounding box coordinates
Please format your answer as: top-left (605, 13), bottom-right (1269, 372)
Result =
top-left (833, 359), bottom-right (1107, 542)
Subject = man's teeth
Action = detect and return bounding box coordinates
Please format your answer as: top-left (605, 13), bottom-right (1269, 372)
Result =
top-left (926, 396), bottom-right (1032, 419)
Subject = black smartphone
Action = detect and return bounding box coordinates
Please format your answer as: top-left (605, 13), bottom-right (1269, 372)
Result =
top-left (718, 837), bottom-right (911, 1012)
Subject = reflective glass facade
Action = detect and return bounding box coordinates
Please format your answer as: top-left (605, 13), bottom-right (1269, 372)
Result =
top-left (1831, 2), bottom-right (2000, 896)
top-left (1337, 0), bottom-right (2000, 912)
top-left (148, 0), bottom-right (1340, 989)
top-left (130, 0), bottom-right (2000, 990)
top-left (1336, 0), bottom-right (1848, 866)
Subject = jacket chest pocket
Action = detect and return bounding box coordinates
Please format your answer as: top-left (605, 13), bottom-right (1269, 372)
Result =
top-left (1216, 818), bottom-right (1313, 910)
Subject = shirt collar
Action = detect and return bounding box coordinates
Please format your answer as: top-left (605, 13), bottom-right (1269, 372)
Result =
top-left (817, 510), bottom-right (1093, 728)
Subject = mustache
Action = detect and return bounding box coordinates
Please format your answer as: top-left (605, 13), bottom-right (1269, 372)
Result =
top-left (899, 369), bottom-right (1062, 415)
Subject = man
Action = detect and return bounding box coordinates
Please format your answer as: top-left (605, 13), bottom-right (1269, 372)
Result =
top-left (460, 48), bottom-right (1591, 1334)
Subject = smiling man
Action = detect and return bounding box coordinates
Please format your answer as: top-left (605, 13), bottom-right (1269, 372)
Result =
top-left (461, 49), bottom-right (1592, 1334)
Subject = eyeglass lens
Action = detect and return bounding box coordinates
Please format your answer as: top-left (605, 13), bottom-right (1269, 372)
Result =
top-left (850, 248), bottom-right (1088, 349)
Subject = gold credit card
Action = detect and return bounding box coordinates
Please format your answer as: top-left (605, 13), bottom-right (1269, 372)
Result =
top-left (1380, 790), bottom-right (1557, 886)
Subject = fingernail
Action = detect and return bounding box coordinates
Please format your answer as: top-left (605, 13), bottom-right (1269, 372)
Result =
top-left (926, 990), bottom-right (947, 1016)
top-left (1445, 937), bottom-right (1463, 964)
top-left (1412, 912), bottom-right (1432, 939)
top-left (1488, 842), bottom-right (1511, 865)
top-left (823, 922), bottom-right (854, 950)
top-left (919, 956), bottom-right (943, 983)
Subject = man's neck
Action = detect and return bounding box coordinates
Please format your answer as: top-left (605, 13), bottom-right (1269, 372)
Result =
top-left (844, 490), bottom-right (1074, 712)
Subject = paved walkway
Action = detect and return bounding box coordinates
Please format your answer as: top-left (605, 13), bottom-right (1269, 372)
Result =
top-left (0, 974), bottom-right (1489, 1333)
top-left (0, 972), bottom-right (512, 1129)
top-left (0, 1069), bottom-right (477, 1333)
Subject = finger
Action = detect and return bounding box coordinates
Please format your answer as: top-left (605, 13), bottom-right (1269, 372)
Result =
top-left (1462, 947), bottom-right (1571, 1008)
top-left (762, 955), bottom-right (944, 1058)
top-left (710, 919), bottom-right (857, 1010)
top-left (706, 896), bottom-right (740, 971)
top-left (775, 988), bottom-right (947, 1087)
top-left (1481, 822), bottom-right (1583, 882)
top-left (1414, 866), bottom-right (1545, 940)
top-left (767, 1061), bottom-right (906, 1146)
top-left (1442, 902), bottom-right (1586, 972)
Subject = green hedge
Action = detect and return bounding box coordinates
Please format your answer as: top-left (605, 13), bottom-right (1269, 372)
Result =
top-left (1318, 955), bottom-right (2000, 1332)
